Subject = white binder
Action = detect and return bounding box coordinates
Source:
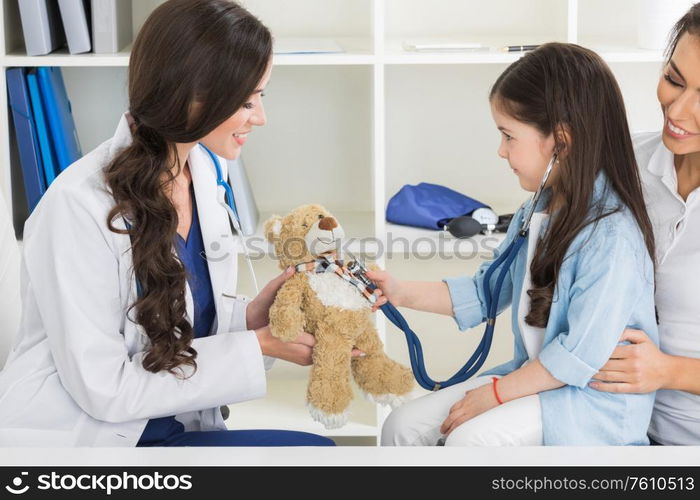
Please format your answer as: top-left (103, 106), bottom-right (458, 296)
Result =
top-left (58, 0), bottom-right (92, 54)
top-left (18, 0), bottom-right (65, 56)
top-left (91, 0), bottom-right (132, 53)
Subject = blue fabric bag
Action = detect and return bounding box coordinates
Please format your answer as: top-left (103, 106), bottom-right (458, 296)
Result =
top-left (386, 182), bottom-right (489, 230)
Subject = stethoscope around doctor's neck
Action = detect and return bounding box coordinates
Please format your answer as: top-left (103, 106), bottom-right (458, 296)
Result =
top-left (199, 143), bottom-right (260, 295)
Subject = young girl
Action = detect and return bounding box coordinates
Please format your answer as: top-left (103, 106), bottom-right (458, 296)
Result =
top-left (370, 43), bottom-right (659, 446)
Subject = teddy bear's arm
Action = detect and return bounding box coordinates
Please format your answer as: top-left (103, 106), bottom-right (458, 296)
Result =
top-left (268, 274), bottom-right (306, 343)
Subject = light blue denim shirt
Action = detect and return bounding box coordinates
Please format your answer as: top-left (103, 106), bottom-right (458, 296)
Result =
top-left (443, 172), bottom-right (658, 445)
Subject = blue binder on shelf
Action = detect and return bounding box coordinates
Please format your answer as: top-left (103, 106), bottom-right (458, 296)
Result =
top-left (26, 70), bottom-right (59, 187)
top-left (36, 67), bottom-right (82, 171)
top-left (7, 68), bottom-right (47, 213)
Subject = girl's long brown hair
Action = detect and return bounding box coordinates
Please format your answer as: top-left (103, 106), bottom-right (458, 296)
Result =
top-left (490, 43), bottom-right (655, 328)
top-left (104, 0), bottom-right (271, 377)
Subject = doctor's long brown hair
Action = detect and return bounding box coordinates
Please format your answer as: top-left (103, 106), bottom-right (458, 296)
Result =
top-left (104, 0), bottom-right (271, 377)
top-left (490, 43), bottom-right (655, 328)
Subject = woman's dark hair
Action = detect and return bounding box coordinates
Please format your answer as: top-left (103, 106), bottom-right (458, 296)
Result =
top-left (104, 0), bottom-right (272, 377)
top-left (489, 43), bottom-right (656, 328)
top-left (666, 2), bottom-right (700, 60)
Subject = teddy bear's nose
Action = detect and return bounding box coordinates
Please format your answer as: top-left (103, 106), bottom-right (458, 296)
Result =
top-left (318, 217), bottom-right (338, 231)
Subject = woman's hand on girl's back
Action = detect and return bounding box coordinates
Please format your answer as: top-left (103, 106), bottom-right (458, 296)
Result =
top-left (589, 328), bottom-right (670, 393)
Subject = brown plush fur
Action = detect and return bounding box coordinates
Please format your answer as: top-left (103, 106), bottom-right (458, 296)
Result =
top-left (265, 204), bottom-right (414, 428)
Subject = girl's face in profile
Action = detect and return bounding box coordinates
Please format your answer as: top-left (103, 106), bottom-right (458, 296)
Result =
top-left (657, 33), bottom-right (700, 156)
top-left (200, 63), bottom-right (272, 160)
top-left (490, 98), bottom-right (557, 192)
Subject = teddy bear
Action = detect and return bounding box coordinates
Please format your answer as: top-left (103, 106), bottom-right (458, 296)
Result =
top-left (264, 204), bottom-right (414, 429)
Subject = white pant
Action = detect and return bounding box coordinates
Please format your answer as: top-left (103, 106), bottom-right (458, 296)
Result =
top-left (381, 376), bottom-right (543, 446)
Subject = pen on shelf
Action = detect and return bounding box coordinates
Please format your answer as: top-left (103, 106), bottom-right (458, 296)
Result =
top-left (500, 44), bottom-right (540, 52)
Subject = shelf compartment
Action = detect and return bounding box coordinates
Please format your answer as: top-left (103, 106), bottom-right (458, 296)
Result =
top-left (225, 377), bottom-right (378, 438)
top-left (244, 64), bottom-right (374, 215)
top-left (385, 64), bottom-right (527, 217)
top-left (244, 0), bottom-right (373, 65)
top-left (3, 37), bottom-right (374, 68)
top-left (4, 0), bottom-right (373, 67)
top-left (4, 0), bottom-right (156, 61)
top-left (385, 0), bottom-right (569, 50)
top-left (242, 0), bottom-right (372, 40)
top-left (576, 0), bottom-right (686, 61)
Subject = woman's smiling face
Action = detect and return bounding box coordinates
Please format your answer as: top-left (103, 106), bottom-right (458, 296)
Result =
top-left (199, 63), bottom-right (272, 160)
top-left (658, 33), bottom-right (700, 155)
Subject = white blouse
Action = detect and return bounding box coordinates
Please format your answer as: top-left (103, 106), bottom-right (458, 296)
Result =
top-left (518, 212), bottom-right (549, 362)
top-left (634, 131), bottom-right (700, 446)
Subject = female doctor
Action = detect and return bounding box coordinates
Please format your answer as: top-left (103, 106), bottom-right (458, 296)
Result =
top-left (0, 0), bottom-right (358, 447)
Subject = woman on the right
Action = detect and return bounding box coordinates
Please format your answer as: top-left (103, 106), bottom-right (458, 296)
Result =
top-left (590, 3), bottom-right (700, 445)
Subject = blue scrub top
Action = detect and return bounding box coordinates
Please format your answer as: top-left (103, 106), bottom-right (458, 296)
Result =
top-left (138, 185), bottom-right (217, 444)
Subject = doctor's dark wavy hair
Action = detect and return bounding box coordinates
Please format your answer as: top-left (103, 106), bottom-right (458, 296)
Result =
top-left (104, 0), bottom-right (271, 377)
top-left (490, 43), bottom-right (655, 328)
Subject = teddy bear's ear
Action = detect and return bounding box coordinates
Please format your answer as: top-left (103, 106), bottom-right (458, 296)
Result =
top-left (264, 215), bottom-right (283, 242)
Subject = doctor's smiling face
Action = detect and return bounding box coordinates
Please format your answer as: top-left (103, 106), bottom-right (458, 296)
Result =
top-left (658, 33), bottom-right (700, 156)
top-left (490, 98), bottom-right (558, 193)
top-left (199, 62), bottom-right (272, 160)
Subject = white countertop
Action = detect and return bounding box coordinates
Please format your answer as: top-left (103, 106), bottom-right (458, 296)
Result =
top-left (2, 447), bottom-right (699, 467)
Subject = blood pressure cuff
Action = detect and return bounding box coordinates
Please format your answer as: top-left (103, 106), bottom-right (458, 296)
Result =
top-left (386, 182), bottom-right (489, 230)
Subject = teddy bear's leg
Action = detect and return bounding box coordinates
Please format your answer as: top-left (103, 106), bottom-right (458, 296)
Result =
top-left (306, 330), bottom-right (355, 430)
top-left (351, 317), bottom-right (414, 409)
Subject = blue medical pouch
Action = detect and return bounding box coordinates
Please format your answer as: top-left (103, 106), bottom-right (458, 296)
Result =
top-left (386, 182), bottom-right (489, 230)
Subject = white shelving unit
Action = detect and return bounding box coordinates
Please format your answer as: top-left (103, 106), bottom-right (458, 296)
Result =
top-left (1, 0), bottom-right (667, 444)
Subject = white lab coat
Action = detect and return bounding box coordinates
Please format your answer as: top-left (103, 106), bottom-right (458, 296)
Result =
top-left (0, 114), bottom-right (272, 447)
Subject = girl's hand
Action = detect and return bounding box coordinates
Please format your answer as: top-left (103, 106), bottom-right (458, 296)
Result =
top-left (246, 266), bottom-right (296, 331)
top-left (365, 269), bottom-right (404, 311)
top-left (439, 383), bottom-right (500, 436)
top-left (255, 326), bottom-right (365, 366)
top-left (589, 328), bottom-right (670, 394)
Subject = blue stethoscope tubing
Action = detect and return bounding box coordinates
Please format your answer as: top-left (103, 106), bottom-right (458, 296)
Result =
top-left (201, 143), bottom-right (240, 220)
top-left (377, 154), bottom-right (557, 391)
top-left (370, 235), bottom-right (526, 392)
top-left (200, 143), bottom-right (260, 294)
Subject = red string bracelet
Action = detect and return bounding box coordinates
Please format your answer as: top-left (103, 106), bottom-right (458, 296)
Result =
top-left (491, 376), bottom-right (504, 405)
